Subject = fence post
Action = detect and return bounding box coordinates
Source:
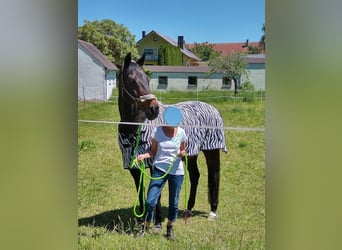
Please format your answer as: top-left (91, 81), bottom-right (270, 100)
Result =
top-left (82, 86), bottom-right (85, 108)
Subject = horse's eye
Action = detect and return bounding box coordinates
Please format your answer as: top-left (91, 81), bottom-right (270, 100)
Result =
top-left (129, 79), bottom-right (136, 85)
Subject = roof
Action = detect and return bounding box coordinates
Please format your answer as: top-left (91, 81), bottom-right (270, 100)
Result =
top-left (146, 65), bottom-right (213, 73)
top-left (244, 54), bottom-right (265, 64)
top-left (137, 30), bottom-right (201, 61)
top-left (187, 42), bottom-right (264, 57)
top-left (78, 39), bottom-right (118, 70)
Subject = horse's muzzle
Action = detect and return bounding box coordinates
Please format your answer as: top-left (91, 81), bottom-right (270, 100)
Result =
top-left (146, 100), bottom-right (159, 120)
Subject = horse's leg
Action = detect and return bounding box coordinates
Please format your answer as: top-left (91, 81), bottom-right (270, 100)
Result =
top-left (187, 155), bottom-right (200, 211)
top-left (129, 168), bottom-right (144, 217)
top-left (203, 149), bottom-right (220, 217)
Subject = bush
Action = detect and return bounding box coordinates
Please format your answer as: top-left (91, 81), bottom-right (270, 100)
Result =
top-left (240, 81), bottom-right (255, 91)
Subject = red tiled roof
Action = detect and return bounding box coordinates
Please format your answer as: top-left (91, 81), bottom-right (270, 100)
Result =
top-left (187, 42), bottom-right (264, 57)
top-left (78, 39), bottom-right (118, 70)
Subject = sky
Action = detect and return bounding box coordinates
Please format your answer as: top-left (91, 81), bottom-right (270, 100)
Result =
top-left (78, 0), bottom-right (265, 44)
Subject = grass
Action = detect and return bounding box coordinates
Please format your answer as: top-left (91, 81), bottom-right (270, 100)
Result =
top-left (78, 90), bottom-right (265, 249)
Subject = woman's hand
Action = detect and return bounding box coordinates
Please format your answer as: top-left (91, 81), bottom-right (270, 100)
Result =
top-left (137, 152), bottom-right (151, 162)
top-left (178, 150), bottom-right (186, 158)
top-left (137, 154), bottom-right (145, 162)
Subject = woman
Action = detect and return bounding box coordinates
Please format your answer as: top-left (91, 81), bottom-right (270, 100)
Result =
top-left (137, 106), bottom-right (187, 240)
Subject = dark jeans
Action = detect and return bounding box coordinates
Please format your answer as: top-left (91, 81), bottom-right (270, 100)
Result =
top-left (145, 168), bottom-right (184, 222)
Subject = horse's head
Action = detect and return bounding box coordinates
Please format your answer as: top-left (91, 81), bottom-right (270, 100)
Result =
top-left (118, 53), bottom-right (159, 120)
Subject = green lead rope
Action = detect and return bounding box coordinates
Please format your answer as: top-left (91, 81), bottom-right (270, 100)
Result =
top-left (129, 125), bottom-right (189, 223)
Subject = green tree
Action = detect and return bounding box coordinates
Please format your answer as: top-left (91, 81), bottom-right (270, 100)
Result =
top-left (247, 45), bottom-right (262, 54)
top-left (190, 42), bottom-right (221, 61)
top-left (243, 39), bottom-right (262, 54)
top-left (259, 24), bottom-right (265, 51)
top-left (209, 52), bottom-right (249, 95)
top-left (78, 19), bottom-right (139, 64)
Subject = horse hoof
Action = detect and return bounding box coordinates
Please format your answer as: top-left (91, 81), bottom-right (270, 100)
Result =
top-left (183, 210), bottom-right (192, 217)
top-left (207, 211), bottom-right (217, 221)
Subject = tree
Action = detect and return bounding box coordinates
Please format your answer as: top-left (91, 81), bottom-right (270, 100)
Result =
top-left (209, 52), bottom-right (249, 96)
top-left (259, 24), bottom-right (265, 51)
top-left (78, 19), bottom-right (139, 64)
top-left (190, 42), bottom-right (221, 61)
top-left (243, 39), bottom-right (262, 54)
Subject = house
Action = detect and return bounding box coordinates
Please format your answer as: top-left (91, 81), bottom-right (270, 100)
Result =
top-left (186, 41), bottom-right (265, 90)
top-left (243, 54), bottom-right (265, 90)
top-left (145, 65), bottom-right (230, 91)
top-left (78, 39), bottom-right (118, 101)
top-left (137, 30), bottom-right (265, 90)
top-left (145, 53), bottom-right (265, 91)
top-left (136, 30), bottom-right (201, 66)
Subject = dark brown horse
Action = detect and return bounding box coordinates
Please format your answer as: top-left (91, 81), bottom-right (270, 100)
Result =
top-left (117, 53), bottom-right (227, 225)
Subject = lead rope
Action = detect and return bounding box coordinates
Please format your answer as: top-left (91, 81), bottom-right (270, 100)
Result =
top-left (129, 125), bottom-right (189, 224)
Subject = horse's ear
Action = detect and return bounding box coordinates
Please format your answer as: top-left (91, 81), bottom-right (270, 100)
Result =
top-left (124, 52), bottom-right (132, 69)
top-left (136, 53), bottom-right (145, 66)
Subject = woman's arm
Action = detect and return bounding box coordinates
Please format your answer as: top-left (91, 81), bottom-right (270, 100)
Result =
top-left (137, 139), bottom-right (157, 162)
top-left (178, 141), bottom-right (186, 158)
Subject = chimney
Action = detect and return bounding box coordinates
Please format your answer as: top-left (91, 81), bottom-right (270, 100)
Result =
top-left (178, 36), bottom-right (184, 49)
top-left (142, 31), bottom-right (146, 38)
top-left (242, 39), bottom-right (249, 48)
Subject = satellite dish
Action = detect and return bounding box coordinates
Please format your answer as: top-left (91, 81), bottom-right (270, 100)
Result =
top-left (163, 106), bottom-right (183, 126)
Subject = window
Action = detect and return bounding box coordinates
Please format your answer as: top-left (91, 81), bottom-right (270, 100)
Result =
top-left (153, 36), bottom-right (158, 41)
top-left (222, 77), bottom-right (232, 89)
top-left (157, 76), bottom-right (168, 89)
top-left (144, 48), bottom-right (157, 61)
top-left (188, 76), bottom-right (197, 89)
top-left (144, 48), bottom-right (153, 55)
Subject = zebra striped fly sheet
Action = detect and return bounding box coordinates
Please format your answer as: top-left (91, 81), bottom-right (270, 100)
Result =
top-left (119, 101), bottom-right (227, 169)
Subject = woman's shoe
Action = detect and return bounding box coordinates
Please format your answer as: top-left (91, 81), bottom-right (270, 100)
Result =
top-left (166, 225), bottom-right (175, 240)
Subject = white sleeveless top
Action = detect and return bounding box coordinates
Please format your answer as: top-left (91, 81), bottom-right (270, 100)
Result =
top-left (152, 126), bottom-right (187, 175)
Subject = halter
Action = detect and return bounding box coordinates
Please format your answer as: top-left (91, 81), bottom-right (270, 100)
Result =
top-left (120, 64), bottom-right (156, 104)
top-left (123, 87), bottom-right (156, 103)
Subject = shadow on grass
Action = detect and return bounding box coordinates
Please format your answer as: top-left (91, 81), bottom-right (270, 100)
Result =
top-left (78, 207), bottom-right (207, 234)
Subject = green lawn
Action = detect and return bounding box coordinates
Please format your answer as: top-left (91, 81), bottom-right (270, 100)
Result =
top-left (78, 90), bottom-right (265, 249)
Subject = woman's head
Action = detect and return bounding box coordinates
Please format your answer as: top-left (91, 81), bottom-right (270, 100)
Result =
top-left (163, 106), bottom-right (183, 127)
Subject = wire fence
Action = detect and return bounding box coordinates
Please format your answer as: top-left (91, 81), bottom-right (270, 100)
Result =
top-left (78, 119), bottom-right (265, 132)
top-left (106, 89), bottom-right (265, 103)
top-left (78, 86), bottom-right (265, 103)
top-left (78, 88), bottom-right (265, 132)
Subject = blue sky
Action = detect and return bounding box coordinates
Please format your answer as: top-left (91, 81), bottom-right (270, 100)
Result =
top-left (78, 0), bottom-right (265, 43)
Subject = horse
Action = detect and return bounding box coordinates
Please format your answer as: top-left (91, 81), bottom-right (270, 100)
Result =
top-left (117, 52), bottom-right (227, 225)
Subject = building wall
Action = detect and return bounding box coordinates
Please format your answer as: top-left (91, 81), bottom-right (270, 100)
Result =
top-left (105, 71), bottom-right (116, 100)
top-left (243, 63), bottom-right (265, 90)
top-left (149, 67), bottom-right (265, 91)
top-left (78, 45), bottom-right (116, 101)
top-left (149, 72), bottom-right (225, 91)
top-left (138, 33), bottom-right (195, 66)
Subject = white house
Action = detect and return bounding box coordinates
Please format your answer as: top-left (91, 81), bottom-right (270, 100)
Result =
top-left (145, 53), bottom-right (265, 91)
top-left (243, 54), bottom-right (265, 91)
top-left (78, 39), bottom-right (118, 101)
top-left (146, 66), bottom-right (228, 91)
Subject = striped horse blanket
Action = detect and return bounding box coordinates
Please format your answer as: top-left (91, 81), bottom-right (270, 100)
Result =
top-left (119, 101), bottom-right (227, 169)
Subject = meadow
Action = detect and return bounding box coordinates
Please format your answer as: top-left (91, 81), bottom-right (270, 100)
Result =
top-left (78, 90), bottom-right (265, 249)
